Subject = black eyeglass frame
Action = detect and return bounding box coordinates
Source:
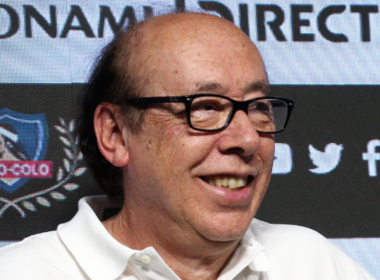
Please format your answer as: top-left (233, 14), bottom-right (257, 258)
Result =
top-left (125, 94), bottom-right (294, 133)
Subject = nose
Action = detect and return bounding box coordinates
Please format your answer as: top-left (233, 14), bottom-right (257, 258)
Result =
top-left (217, 110), bottom-right (261, 157)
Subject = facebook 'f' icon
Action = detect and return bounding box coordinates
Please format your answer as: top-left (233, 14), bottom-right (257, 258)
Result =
top-left (362, 139), bottom-right (380, 177)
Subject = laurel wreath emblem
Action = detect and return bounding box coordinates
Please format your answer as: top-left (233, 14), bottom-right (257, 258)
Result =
top-left (0, 118), bottom-right (87, 218)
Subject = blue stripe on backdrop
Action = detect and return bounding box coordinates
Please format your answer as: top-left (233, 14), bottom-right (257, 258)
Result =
top-left (330, 238), bottom-right (380, 280)
top-left (0, 241), bottom-right (16, 248)
top-left (1, 0), bottom-right (380, 84)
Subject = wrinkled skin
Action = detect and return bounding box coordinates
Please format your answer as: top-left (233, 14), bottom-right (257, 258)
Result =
top-left (98, 13), bottom-right (275, 280)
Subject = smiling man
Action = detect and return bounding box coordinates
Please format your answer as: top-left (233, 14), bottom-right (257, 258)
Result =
top-left (0, 12), bottom-right (374, 280)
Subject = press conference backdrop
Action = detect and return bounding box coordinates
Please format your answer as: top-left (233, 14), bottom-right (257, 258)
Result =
top-left (0, 0), bottom-right (379, 277)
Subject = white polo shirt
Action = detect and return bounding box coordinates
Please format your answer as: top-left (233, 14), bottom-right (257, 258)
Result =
top-left (0, 196), bottom-right (374, 280)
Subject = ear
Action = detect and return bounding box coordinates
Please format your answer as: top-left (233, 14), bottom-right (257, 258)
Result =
top-left (94, 103), bottom-right (130, 167)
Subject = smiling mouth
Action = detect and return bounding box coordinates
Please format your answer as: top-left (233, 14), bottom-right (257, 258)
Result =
top-left (201, 175), bottom-right (253, 190)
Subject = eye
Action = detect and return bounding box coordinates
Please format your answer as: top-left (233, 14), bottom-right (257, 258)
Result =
top-left (192, 99), bottom-right (225, 112)
top-left (189, 96), bottom-right (231, 130)
top-left (202, 104), bottom-right (216, 111)
top-left (249, 101), bottom-right (271, 114)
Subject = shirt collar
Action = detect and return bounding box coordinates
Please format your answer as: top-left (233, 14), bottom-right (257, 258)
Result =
top-left (218, 224), bottom-right (269, 280)
top-left (245, 228), bottom-right (270, 272)
top-left (57, 196), bottom-right (133, 280)
top-left (57, 195), bottom-right (269, 280)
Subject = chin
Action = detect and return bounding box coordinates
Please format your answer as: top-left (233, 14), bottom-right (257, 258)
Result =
top-left (202, 227), bottom-right (248, 243)
top-left (197, 214), bottom-right (253, 243)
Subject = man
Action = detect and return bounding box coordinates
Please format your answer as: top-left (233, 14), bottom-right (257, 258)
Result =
top-left (0, 12), bottom-right (374, 280)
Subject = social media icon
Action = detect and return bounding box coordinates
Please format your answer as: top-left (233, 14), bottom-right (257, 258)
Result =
top-left (272, 143), bottom-right (292, 174)
top-left (309, 143), bottom-right (343, 174)
top-left (362, 139), bottom-right (380, 177)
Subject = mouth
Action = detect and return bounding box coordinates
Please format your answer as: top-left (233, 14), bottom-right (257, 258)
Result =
top-left (201, 175), bottom-right (253, 191)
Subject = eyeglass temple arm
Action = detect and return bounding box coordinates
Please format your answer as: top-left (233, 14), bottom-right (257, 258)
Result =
top-left (126, 96), bottom-right (187, 106)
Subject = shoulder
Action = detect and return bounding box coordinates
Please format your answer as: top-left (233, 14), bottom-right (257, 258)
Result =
top-left (250, 219), bottom-right (375, 279)
top-left (0, 231), bottom-right (56, 262)
top-left (0, 231), bottom-right (82, 279)
top-left (250, 219), bottom-right (328, 248)
top-left (250, 219), bottom-right (334, 261)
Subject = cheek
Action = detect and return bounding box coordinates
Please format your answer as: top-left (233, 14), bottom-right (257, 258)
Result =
top-left (164, 125), bottom-right (183, 141)
top-left (257, 137), bottom-right (275, 170)
top-left (151, 125), bottom-right (189, 172)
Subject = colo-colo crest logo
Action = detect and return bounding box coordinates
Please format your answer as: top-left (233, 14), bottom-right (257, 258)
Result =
top-left (0, 108), bottom-right (86, 218)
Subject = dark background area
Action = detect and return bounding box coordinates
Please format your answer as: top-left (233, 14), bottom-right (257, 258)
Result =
top-left (257, 85), bottom-right (380, 238)
top-left (0, 84), bottom-right (379, 239)
top-left (0, 84), bottom-right (101, 240)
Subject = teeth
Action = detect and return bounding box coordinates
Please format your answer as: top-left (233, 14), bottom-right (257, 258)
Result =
top-left (228, 177), bottom-right (236, 189)
top-left (222, 177), bottom-right (228, 187)
top-left (206, 176), bottom-right (248, 190)
top-left (215, 177), bottom-right (222, 187)
top-left (209, 178), bottom-right (216, 186)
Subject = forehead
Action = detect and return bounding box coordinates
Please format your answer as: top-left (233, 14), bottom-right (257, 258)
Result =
top-left (131, 14), bottom-right (267, 96)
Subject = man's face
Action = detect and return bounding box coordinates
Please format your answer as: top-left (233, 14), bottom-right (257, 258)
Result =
top-left (123, 15), bottom-right (274, 242)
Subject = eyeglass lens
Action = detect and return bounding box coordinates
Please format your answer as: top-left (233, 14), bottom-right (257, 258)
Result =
top-left (189, 96), bottom-right (288, 132)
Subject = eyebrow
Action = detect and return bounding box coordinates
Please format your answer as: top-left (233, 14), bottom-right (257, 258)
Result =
top-left (196, 82), bottom-right (225, 93)
top-left (195, 80), bottom-right (271, 96)
top-left (243, 80), bottom-right (271, 95)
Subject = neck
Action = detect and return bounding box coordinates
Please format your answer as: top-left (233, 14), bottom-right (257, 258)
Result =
top-left (103, 206), bottom-right (240, 280)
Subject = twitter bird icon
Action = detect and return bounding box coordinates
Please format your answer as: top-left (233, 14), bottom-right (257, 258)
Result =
top-left (309, 143), bottom-right (343, 174)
